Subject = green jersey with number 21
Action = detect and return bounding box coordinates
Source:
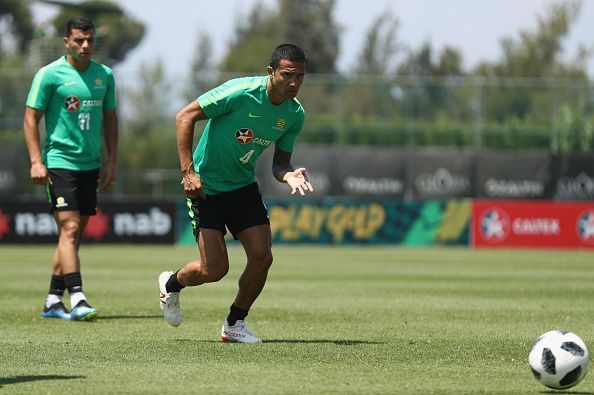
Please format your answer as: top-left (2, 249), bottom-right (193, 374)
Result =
top-left (195, 76), bottom-right (305, 195)
top-left (26, 56), bottom-right (117, 171)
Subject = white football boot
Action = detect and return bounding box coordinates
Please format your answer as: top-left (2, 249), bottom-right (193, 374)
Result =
top-left (158, 271), bottom-right (182, 327)
top-left (221, 319), bottom-right (262, 343)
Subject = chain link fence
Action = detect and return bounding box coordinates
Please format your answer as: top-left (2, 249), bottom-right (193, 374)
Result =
top-left (1, 66), bottom-right (593, 197)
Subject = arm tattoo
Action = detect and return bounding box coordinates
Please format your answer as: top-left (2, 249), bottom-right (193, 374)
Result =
top-left (272, 148), bottom-right (294, 182)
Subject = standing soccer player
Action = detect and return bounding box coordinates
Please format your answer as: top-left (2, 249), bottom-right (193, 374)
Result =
top-left (158, 44), bottom-right (313, 343)
top-left (23, 16), bottom-right (118, 321)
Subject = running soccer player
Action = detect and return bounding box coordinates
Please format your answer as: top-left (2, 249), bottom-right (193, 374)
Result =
top-left (158, 43), bottom-right (314, 343)
top-left (23, 16), bottom-right (118, 321)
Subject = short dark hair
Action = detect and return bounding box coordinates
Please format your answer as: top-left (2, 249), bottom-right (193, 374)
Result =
top-left (65, 16), bottom-right (95, 37)
top-left (269, 44), bottom-right (307, 70)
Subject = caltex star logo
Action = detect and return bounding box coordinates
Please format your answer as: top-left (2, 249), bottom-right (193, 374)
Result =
top-left (64, 96), bottom-right (80, 112)
top-left (83, 209), bottom-right (110, 241)
top-left (480, 208), bottom-right (510, 243)
top-left (235, 128), bottom-right (254, 144)
top-left (577, 210), bottom-right (594, 245)
top-left (0, 208), bottom-right (10, 240)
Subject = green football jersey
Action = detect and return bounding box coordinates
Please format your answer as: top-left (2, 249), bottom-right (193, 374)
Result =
top-left (195, 76), bottom-right (305, 195)
top-left (26, 56), bottom-right (117, 171)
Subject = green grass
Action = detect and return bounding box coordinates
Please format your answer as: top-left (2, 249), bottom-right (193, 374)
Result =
top-left (1, 245), bottom-right (594, 394)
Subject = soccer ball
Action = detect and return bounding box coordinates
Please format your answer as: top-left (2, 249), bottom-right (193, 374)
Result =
top-left (529, 330), bottom-right (590, 390)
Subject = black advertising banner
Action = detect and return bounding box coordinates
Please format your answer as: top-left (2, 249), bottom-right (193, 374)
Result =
top-left (551, 154), bottom-right (594, 201)
top-left (335, 147), bottom-right (407, 198)
top-left (476, 151), bottom-right (552, 199)
top-left (256, 145), bottom-right (338, 197)
top-left (0, 199), bottom-right (176, 244)
top-left (407, 149), bottom-right (476, 199)
top-left (257, 146), bottom-right (407, 198)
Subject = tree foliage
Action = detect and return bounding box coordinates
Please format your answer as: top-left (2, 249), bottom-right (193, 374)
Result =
top-left (50, 0), bottom-right (145, 66)
top-left (355, 11), bottom-right (400, 75)
top-left (278, 0), bottom-right (340, 73)
top-left (219, 3), bottom-right (279, 73)
top-left (480, 0), bottom-right (586, 78)
top-left (220, 0), bottom-right (340, 74)
top-left (125, 59), bottom-right (170, 136)
top-left (0, 0), bottom-right (35, 56)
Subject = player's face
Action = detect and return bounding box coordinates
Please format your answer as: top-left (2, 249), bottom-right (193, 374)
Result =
top-left (267, 59), bottom-right (306, 104)
top-left (64, 29), bottom-right (96, 62)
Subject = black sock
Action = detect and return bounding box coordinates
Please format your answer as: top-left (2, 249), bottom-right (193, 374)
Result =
top-left (227, 304), bottom-right (248, 326)
top-left (49, 274), bottom-right (66, 297)
top-left (165, 270), bottom-right (185, 293)
top-left (64, 272), bottom-right (83, 294)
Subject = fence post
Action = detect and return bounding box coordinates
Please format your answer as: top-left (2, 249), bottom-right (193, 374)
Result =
top-left (473, 76), bottom-right (484, 149)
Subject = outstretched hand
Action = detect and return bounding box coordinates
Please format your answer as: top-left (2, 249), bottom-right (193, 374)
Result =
top-left (284, 167), bottom-right (314, 196)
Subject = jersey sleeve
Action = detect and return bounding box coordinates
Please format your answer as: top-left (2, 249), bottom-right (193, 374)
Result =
top-left (25, 67), bottom-right (53, 110)
top-left (103, 68), bottom-right (117, 110)
top-left (197, 79), bottom-right (240, 119)
top-left (275, 112), bottom-right (305, 153)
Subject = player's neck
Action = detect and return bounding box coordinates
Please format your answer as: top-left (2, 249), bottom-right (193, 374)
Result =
top-left (66, 55), bottom-right (91, 72)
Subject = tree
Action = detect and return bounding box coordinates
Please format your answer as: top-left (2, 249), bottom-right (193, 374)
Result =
top-left (119, 59), bottom-right (181, 178)
top-left (126, 59), bottom-right (171, 136)
top-left (475, 0), bottom-right (587, 78)
top-left (184, 32), bottom-right (217, 101)
top-left (219, 2), bottom-right (279, 73)
top-left (278, 0), bottom-right (340, 74)
top-left (0, 0), bottom-right (35, 56)
top-left (354, 11), bottom-right (400, 75)
top-left (0, 2), bottom-right (35, 132)
top-left (219, 0), bottom-right (340, 74)
top-left (398, 43), bottom-right (463, 77)
top-left (471, 0), bottom-right (590, 142)
top-left (49, 0), bottom-right (145, 66)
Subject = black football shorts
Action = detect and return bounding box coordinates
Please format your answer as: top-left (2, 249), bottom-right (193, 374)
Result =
top-left (187, 182), bottom-right (270, 240)
top-left (46, 168), bottom-right (100, 215)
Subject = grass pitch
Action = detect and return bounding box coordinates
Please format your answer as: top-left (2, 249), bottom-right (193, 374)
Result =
top-left (1, 244), bottom-right (594, 394)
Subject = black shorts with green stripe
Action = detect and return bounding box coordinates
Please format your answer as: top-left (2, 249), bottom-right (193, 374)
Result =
top-left (186, 182), bottom-right (270, 241)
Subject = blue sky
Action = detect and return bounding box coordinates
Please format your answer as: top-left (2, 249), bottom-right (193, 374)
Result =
top-left (32, 0), bottom-right (594, 77)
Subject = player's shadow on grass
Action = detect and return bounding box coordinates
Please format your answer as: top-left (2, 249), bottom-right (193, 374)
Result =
top-left (98, 314), bottom-right (163, 320)
top-left (184, 339), bottom-right (381, 345)
top-left (263, 339), bottom-right (382, 345)
top-left (0, 375), bottom-right (85, 387)
top-left (540, 392), bottom-right (594, 395)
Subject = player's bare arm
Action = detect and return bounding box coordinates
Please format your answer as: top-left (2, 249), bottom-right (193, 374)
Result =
top-left (23, 106), bottom-right (51, 186)
top-left (176, 100), bottom-right (208, 199)
top-left (99, 109), bottom-right (118, 191)
top-left (273, 147), bottom-right (314, 196)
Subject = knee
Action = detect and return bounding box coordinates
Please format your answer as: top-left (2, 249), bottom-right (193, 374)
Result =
top-left (252, 249), bottom-right (273, 271)
top-left (60, 220), bottom-right (81, 242)
top-left (187, 259), bottom-right (228, 283)
top-left (204, 265), bottom-right (228, 282)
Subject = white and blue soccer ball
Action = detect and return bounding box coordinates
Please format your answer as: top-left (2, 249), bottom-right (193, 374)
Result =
top-left (529, 330), bottom-right (590, 390)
